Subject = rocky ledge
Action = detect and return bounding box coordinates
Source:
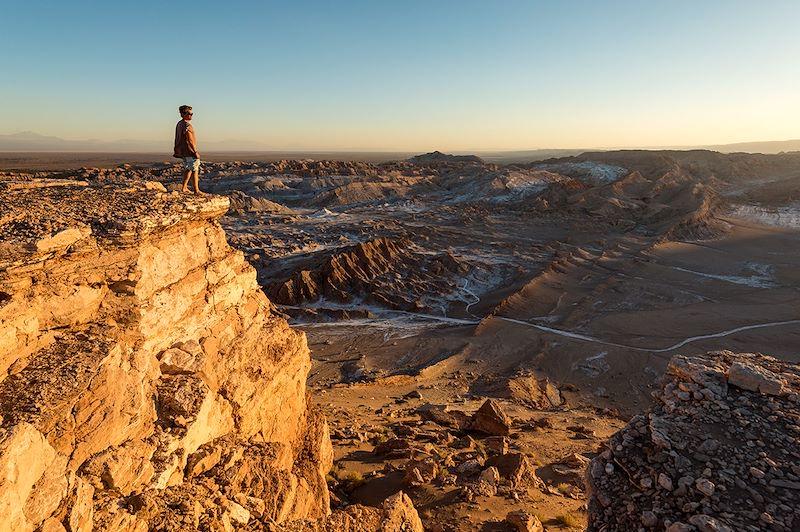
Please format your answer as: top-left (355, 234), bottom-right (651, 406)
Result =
top-left (0, 179), bottom-right (333, 531)
top-left (587, 350), bottom-right (800, 532)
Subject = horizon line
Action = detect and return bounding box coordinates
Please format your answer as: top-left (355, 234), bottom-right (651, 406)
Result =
top-left (3, 134), bottom-right (800, 155)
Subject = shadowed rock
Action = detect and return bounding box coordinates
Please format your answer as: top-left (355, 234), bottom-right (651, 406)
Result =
top-left (469, 399), bottom-right (513, 436)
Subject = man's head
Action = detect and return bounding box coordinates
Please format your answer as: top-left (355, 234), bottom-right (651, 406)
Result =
top-left (179, 105), bottom-right (193, 120)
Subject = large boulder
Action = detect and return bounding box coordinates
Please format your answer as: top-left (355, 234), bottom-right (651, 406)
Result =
top-left (381, 491), bottom-right (424, 532)
top-left (468, 399), bottom-right (513, 436)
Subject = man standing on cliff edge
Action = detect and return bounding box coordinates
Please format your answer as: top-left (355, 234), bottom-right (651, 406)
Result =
top-left (173, 105), bottom-right (203, 194)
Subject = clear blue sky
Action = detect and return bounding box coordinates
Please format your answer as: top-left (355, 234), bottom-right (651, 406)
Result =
top-left (2, 0), bottom-right (799, 151)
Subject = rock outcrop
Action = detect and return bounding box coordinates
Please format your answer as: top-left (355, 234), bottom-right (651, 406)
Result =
top-left (407, 151), bottom-right (485, 166)
top-left (0, 179), bottom-right (332, 531)
top-left (264, 237), bottom-right (469, 314)
top-left (587, 351), bottom-right (800, 531)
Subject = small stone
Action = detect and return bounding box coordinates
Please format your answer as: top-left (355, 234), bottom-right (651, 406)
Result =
top-left (456, 459), bottom-right (483, 475)
top-left (38, 519), bottom-right (66, 532)
top-left (688, 514), bottom-right (733, 532)
top-left (727, 361), bottom-right (784, 395)
top-left (695, 478), bottom-right (715, 497)
top-left (658, 473), bottom-right (673, 491)
top-left (641, 510), bottom-right (658, 527)
top-left (223, 501), bottom-right (250, 525)
top-left (479, 466), bottom-right (500, 486)
top-left (666, 522), bottom-right (692, 532)
top-left (468, 399), bottom-right (513, 436)
top-left (483, 436), bottom-right (509, 455)
top-left (505, 510), bottom-right (544, 532)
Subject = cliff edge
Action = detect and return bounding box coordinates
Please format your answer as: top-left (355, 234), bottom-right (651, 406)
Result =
top-left (0, 179), bottom-right (332, 531)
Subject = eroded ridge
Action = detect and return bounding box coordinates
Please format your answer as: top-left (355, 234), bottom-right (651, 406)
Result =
top-left (587, 350), bottom-right (800, 532)
top-left (0, 179), bottom-right (332, 531)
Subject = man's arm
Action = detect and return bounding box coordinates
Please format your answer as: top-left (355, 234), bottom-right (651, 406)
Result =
top-left (187, 124), bottom-right (200, 158)
top-left (173, 122), bottom-right (181, 157)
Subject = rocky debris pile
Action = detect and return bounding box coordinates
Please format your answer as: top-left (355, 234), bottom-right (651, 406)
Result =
top-left (506, 510), bottom-right (544, 532)
top-left (470, 373), bottom-right (565, 409)
top-left (0, 179), bottom-right (332, 531)
top-left (324, 399), bottom-right (552, 529)
top-left (227, 190), bottom-right (296, 215)
top-left (588, 351), bottom-right (800, 531)
top-left (277, 491), bottom-right (424, 532)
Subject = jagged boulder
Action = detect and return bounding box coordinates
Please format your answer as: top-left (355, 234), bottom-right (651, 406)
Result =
top-left (587, 351), bottom-right (800, 531)
top-left (380, 491), bottom-right (424, 532)
top-left (277, 491), bottom-right (424, 532)
top-left (416, 403), bottom-right (471, 429)
top-left (469, 399), bottom-right (513, 436)
top-left (227, 190), bottom-right (294, 214)
top-left (486, 452), bottom-right (543, 490)
top-left (506, 510), bottom-right (544, 532)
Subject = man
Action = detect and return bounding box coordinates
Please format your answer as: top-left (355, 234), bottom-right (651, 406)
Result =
top-left (173, 105), bottom-right (203, 194)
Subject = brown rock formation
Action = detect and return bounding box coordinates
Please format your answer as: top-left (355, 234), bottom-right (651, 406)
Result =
top-left (0, 180), bottom-right (332, 531)
top-left (266, 237), bottom-right (468, 314)
top-left (468, 399), bottom-right (513, 436)
top-left (506, 510), bottom-right (544, 532)
top-left (272, 238), bottom-right (406, 305)
top-left (587, 351), bottom-right (800, 531)
top-left (278, 491), bottom-right (424, 532)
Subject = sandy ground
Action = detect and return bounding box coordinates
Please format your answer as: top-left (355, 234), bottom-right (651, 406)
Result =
top-left (309, 375), bottom-right (624, 531)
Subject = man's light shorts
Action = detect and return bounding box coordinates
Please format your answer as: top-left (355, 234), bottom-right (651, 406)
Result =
top-left (182, 157), bottom-right (200, 171)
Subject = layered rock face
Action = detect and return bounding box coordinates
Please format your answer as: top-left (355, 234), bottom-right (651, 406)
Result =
top-left (0, 180), bottom-right (332, 531)
top-left (588, 351), bottom-right (800, 531)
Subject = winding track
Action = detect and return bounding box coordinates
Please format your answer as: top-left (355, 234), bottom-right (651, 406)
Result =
top-left (494, 316), bottom-right (800, 353)
top-left (297, 308), bottom-right (800, 354)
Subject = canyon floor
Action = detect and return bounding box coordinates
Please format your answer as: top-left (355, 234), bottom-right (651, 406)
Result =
top-left (3, 149), bottom-right (799, 530)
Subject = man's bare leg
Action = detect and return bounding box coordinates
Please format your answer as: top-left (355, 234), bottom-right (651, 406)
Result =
top-left (192, 170), bottom-right (203, 195)
top-left (181, 169), bottom-right (192, 192)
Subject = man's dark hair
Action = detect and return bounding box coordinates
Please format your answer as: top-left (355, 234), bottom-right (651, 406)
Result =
top-left (179, 105), bottom-right (192, 114)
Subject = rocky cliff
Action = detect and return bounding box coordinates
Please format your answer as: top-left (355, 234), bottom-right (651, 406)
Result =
top-left (0, 179), bottom-right (332, 531)
top-left (587, 351), bottom-right (800, 531)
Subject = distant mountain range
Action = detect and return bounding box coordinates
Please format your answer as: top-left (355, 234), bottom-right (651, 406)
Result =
top-left (701, 139), bottom-right (800, 154)
top-left (476, 141), bottom-right (800, 163)
top-left (2, 131), bottom-right (800, 158)
top-left (0, 131), bottom-right (165, 152)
